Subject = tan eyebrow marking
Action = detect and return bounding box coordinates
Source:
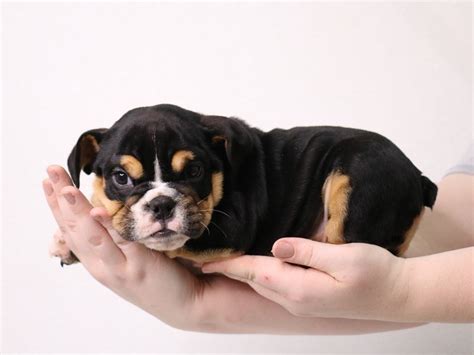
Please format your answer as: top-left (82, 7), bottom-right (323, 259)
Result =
top-left (120, 155), bottom-right (144, 179)
top-left (171, 150), bottom-right (195, 173)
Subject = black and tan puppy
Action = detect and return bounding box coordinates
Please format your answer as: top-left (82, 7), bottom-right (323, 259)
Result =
top-left (53, 104), bottom-right (437, 265)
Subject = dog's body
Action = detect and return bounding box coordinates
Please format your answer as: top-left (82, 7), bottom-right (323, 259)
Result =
top-left (52, 104), bottom-right (437, 265)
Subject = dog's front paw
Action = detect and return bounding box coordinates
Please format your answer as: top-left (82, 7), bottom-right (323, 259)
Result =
top-left (49, 230), bottom-right (79, 266)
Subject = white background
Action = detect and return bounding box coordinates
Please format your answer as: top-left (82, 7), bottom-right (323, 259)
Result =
top-left (2, 1), bottom-right (473, 353)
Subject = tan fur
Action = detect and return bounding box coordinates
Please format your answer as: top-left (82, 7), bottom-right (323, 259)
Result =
top-left (211, 135), bottom-right (226, 143)
top-left (112, 195), bottom-right (140, 234)
top-left (120, 155), bottom-right (144, 179)
top-left (323, 172), bottom-right (352, 245)
top-left (111, 207), bottom-right (127, 233)
top-left (398, 210), bottom-right (424, 256)
top-left (211, 172), bottom-right (224, 206)
top-left (90, 168), bottom-right (225, 245)
top-left (165, 247), bottom-right (241, 263)
top-left (91, 177), bottom-right (123, 213)
top-left (80, 135), bottom-right (100, 168)
top-left (199, 172), bottom-right (224, 225)
top-left (199, 198), bottom-right (213, 226)
top-left (91, 177), bottom-right (137, 233)
top-left (171, 150), bottom-right (195, 173)
top-left (211, 135), bottom-right (228, 151)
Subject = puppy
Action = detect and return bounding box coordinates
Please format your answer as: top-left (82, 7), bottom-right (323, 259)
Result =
top-left (50, 104), bottom-right (437, 265)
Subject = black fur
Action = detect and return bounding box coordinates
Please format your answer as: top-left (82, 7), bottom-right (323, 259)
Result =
top-left (67, 128), bottom-right (107, 188)
top-left (68, 104), bottom-right (438, 256)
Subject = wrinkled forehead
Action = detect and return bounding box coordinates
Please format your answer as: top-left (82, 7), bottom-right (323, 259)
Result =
top-left (97, 110), bottom-right (209, 179)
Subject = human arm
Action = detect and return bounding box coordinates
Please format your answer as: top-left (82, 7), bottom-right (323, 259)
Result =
top-left (203, 174), bottom-right (474, 323)
top-left (44, 165), bottom-right (422, 334)
top-left (406, 174), bottom-right (473, 257)
top-left (203, 240), bottom-right (473, 323)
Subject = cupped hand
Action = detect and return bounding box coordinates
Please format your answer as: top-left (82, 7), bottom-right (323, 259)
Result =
top-left (43, 166), bottom-right (422, 333)
top-left (43, 165), bottom-right (203, 328)
top-left (202, 238), bottom-right (409, 321)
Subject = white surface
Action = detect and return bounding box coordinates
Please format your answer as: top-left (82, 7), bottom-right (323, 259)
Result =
top-left (2, 1), bottom-right (473, 353)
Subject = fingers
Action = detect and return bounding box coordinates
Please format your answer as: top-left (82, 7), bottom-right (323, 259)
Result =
top-left (43, 178), bottom-right (79, 253)
top-left (47, 165), bottom-right (74, 192)
top-left (44, 165), bottom-right (127, 267)
top-left (42, 178), bottom-right (65, 227)
top-left (56, 185), bottom-right (127, 266)
top-left (202, 255), bottom-right (272, 282)
top-left (89, 207), bottom-right (146, 262)
top-left (89, 208), bottom-right (129, 246)
top-left (44, 165), bottom-right (75, 234)
top-left (271, 238), bottom-right (349, 274)
top-left (202, 255), bottom-right (329, 297)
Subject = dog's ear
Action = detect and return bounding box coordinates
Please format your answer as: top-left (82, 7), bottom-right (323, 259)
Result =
top-left (67, 128), bottom-right (108, 187)
top-left (200, 115), bottom-right (258, 174)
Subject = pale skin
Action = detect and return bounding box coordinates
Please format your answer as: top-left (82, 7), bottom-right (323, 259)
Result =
top-left (43, 166), bottom-right (473, 334)
top-left (203, 174), bottom-right (474, 323)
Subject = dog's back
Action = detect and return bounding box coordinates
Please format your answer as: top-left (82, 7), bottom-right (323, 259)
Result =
top-left (249, 126), bottom-right (437, 256)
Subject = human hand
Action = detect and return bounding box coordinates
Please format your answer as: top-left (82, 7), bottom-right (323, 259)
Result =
top-left (202, 238), bottom-right (409, 322)
top-left (43, 165), bottom-right (206, 329)
top-left (42, 166), bottom-right (423, 332)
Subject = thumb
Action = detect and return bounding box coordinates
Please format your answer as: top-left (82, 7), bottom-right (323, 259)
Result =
top-left (89, 207), bottom-right (149, 261)
top-left (272, 237), bottom-right (346, 273)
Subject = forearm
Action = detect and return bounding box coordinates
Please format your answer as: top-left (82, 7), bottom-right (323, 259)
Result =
top-left (188, 275), bottom-right (422, 335)
top-left (406, 174), bottom-right (473, 257)
top-left (402, 247), bottom-right (474, 323)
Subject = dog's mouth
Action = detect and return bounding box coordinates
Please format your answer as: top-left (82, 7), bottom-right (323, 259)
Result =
top-left (148, 228), bottom-right (176, 238)
top-left (138, 228), bottom-right (191, 251)
top-left (110, 181), bottom-right (214, 251)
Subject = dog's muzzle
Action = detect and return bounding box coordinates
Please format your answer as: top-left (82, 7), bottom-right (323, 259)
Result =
top-left (127, 183), bottom-right (205, 251)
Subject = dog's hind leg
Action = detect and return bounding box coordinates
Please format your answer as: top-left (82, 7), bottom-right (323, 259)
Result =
top-left (319, 171), bottom-right (352, 245)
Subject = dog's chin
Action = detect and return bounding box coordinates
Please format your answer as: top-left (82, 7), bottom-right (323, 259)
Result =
top-left (138, 231), bottom-right (190, 251)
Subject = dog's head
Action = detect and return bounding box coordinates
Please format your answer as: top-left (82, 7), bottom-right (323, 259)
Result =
top-left (68, 104), bottom-right (257, 251)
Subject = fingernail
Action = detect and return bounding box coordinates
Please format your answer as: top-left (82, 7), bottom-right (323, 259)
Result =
top-left (272, 241), bottom-right (294, 258)
top-left (63, 192), bottom-right (76, 205)
top-left (44, 182), bottom-right (53, 196)
top-left (48, 170), bottom-right (59, 183)
top-left (201, 264), bottom-right (214, 273)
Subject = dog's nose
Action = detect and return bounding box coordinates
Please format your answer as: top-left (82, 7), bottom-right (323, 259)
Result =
top-left (148, 196), bottom-right (176, 220)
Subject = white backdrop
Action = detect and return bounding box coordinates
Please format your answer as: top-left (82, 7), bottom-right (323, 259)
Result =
top-left (2, 1), bottom-right (472, 353)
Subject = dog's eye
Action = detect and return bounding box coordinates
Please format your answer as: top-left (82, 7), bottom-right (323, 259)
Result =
top-left (112, 171), bottom-right (132, 186)
top-left (186, 163), bottom-right (203, 179)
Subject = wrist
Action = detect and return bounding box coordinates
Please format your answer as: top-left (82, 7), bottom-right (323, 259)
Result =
top-left (398, 255), bottom-right (438, 323)
top-left (392, 257), bottom-right (416, 322)
top-left (376, 255), bottom-right (413, 322)
top-left (399, 248), bottom-right (474, 323)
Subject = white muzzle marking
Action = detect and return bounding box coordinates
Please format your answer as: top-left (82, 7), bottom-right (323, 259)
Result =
top-left (130, 182), bottom-right (190, 251)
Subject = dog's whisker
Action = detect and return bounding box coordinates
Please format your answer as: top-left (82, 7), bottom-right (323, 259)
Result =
top-left (199, 209), bottom-right (232, 219)
top-left (209, 221), bottom-right (229, 240)
top-left (199, 221), bottom-right (210, 235)
top-left (211, 209), bottom-right (232, 218)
